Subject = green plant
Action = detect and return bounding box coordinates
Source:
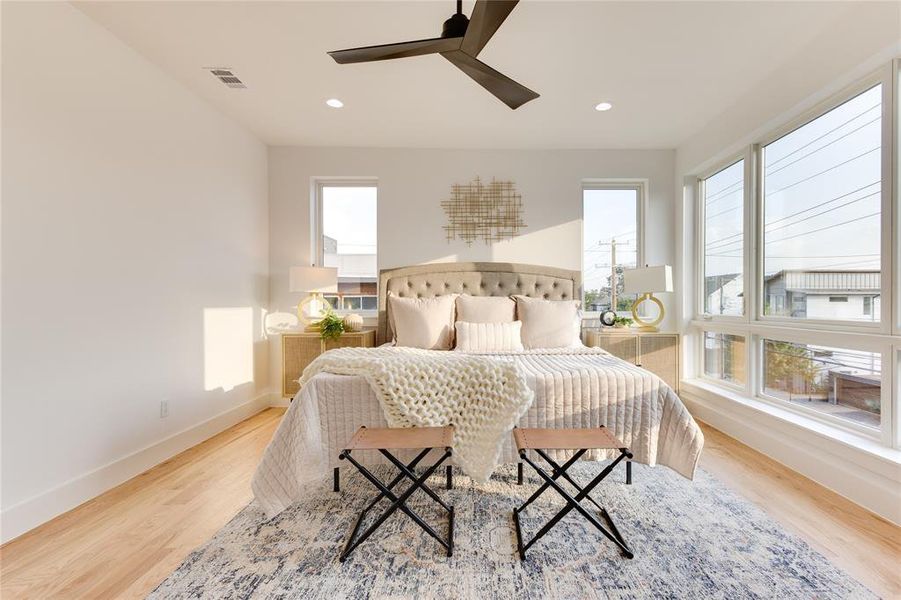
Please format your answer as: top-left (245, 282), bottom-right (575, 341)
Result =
top-left (316, 309), bottom-right (345, 341)
top-left (613, 316), bottom-right (633, 327)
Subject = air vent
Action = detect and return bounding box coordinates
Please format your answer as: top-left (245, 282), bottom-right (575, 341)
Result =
top-left (206, 68), bottom-right (246, 89)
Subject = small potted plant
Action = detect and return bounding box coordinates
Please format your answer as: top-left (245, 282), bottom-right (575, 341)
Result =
top-left (613, 316), bottom-right (633, 329)
top-left (314, 307), bottom-right (345, 341)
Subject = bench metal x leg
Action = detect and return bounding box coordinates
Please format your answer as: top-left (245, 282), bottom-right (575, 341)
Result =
top-left (338, 447), bottom-right (453, 562)
top-left (513, 448), bottom-right (634, 560)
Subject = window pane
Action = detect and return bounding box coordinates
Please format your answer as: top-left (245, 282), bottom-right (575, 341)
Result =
top-left (321, 185), bottom-right (378, 309)
top-left (762, 85), bottom-right (882, 321)
top-left (762, 339), bottom-right (881, 429)
top-left (583, 188), bottom-right (639, 314)
top-left (703, 160), bottom-right (744, 316)
top-left (703, 332), bottom-right (746, 384)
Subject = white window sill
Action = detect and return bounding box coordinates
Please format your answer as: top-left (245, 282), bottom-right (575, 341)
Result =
top-left (681, 378), bottom-right (901, 467)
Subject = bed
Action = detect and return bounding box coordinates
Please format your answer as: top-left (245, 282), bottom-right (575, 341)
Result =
top-left (253, 262), bottom-right (704, 517)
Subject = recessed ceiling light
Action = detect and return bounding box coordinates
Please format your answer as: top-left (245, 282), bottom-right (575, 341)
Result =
top-left (594, 102), bottom-right (613, 112)
top-left (326, 98), bottom-right (344, 108)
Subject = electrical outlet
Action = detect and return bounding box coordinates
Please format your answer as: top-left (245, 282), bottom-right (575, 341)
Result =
top-left (160, 400), bottom-right (169, 419)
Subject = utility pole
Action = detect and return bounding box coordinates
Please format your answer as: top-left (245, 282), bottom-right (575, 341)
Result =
top-left (596, 238), bottom-right (630, 311)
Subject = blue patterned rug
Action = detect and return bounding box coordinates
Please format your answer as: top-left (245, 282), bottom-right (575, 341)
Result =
top-left (149, 463), bottom-right (875, 599)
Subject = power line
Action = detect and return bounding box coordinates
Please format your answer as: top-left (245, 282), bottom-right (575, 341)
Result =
top-left (766, 115), bottom-right (880, 177)
top-left (704, 179), bottom-right (743, 205)
top-left (765, 211), bottom-right (879, 245)
top-left (708, 253), bottom-right (878, 259)
top-left (764, 192), bottom-right (879, 236)
top-left (765, 147), bottom-right (879, 197)
top-left (704, 181), bottom-right (880, 249)
top-left (765, 102), bottom-right (880, 169)
top-left (705, 203), bottom-right (743, 221)
top-left (765, 182), bottom-right (879, 227)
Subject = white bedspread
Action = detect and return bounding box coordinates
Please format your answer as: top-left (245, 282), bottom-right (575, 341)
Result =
top-left (252, 347), bottom-right (704, 518)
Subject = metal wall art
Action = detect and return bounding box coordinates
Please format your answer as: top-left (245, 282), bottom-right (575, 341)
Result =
top-left (441, 177), bottom-right (526, 245)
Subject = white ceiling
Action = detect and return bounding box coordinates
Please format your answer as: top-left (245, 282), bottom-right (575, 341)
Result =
top-left (75, 1), bottom-right (888, 149)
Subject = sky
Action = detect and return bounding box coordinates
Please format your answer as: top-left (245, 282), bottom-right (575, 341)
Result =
top-left (582, 188), bottom-right (639, 295)
top-left (321, 185), bottom-right (378, 255)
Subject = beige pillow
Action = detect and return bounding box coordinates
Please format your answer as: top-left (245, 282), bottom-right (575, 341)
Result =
top-left (456, 294), bottom-right (516, 323)
top-left (513, 295), bottom-right (582, 349)
top-left (454, 321), bottom-right (524, 352)
top-left (388, 293), bottom-right (458, 350)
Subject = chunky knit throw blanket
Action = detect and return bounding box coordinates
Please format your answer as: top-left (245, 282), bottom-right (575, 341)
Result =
top-left (298, 347), bottom-right (535, 484)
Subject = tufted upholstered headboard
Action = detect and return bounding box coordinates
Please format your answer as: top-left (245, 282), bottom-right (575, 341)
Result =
top-left (377, 262), bottom-right (581, 345)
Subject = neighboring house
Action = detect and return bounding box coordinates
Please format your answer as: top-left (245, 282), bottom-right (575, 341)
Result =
top-left (763, 270), bottom-right (880, 320)
top-left (704, 273), bottom-right (743, 315)
top-left (323, 235), bottom-right (378, 307)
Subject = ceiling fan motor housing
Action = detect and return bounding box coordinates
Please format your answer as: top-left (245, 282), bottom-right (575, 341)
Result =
top-left (442, 13), bottom-right (469, 38)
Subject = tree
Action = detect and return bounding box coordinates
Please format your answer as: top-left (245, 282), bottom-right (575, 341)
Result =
top-left (764, 340), bottom-right (822, 399)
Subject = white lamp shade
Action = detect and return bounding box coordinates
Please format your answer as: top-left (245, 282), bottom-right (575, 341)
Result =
top-left (623, 265), bottom-right (673, 294)
top-left (289, 266), bottom-right (338, 294)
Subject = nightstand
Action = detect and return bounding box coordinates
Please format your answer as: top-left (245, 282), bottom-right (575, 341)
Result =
top-left (585, 329), bottom-right (680, 393)
top-left (280, 329), bottom-right (376, 398)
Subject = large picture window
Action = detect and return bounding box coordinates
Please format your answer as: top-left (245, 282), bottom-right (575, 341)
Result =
top-left (317, 183), bottom-right (378, 311)
top-left (702, 160), bottom-right (745, 316)
top-left (582, 185), bottom-right (641, 313)
top-left (692, 66), bottom-right (896, 448)
top-left (762, 85), bottom-right (882, 322)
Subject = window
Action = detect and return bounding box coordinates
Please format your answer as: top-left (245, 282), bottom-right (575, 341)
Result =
top-left (692, 65), bottom-right (896, 448)
top-left (762, 85), bottom-right (882, 322)
top-left (703, 332), bottom-right (746, 385)
top-left (702, 160), bottom-right (744, 316)
top-left (762, 339), bottom-right (881, 430)
top-left (582, 185), bottom-right (641, 313)
top-left (317, 183), bottom-right (378, 311)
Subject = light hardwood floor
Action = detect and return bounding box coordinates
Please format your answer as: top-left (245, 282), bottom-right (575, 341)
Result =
top-left (1, 408), bottom-right (898, 598)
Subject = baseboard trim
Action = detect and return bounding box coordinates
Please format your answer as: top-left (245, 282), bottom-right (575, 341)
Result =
top-left (1, 391), bottom-right (273, 544)
top-left (269, 396), bottom-right (291, 408)
top-left (681, 382), bottom-right (901, 526)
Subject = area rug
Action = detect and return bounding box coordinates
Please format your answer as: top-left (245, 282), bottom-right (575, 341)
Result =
top-left (149, 463), bottom-right (876, 599)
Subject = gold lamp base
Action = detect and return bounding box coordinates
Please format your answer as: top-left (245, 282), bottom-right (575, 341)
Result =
top-left (298, 293), bottom-right (328, 331)
top-left (631, 292), bottom-right (665, 332)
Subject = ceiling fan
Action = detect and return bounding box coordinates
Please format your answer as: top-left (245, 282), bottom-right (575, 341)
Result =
top-left (327, 0), bottom-right (539, 109)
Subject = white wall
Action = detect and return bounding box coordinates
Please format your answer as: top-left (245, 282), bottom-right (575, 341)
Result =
top-left (267, 146), bottom-right (675, 374)
top-left (1, 2), bottom-right (270, 542)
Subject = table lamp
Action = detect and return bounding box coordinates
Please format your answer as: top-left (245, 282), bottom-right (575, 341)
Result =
top-left (622, 265), bottom-right (673, 332)
top-left (289, 266), bottom-right (338, 329)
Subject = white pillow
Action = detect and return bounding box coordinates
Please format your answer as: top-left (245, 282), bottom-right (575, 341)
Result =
top-left (456, 294), bottom-right (516, 323)
top-left (454, 321), bottom-right (524, 352)
top-left (388, 293), bottom-right (458, 350)
top-left (513, 295), bottom-right (582, 349)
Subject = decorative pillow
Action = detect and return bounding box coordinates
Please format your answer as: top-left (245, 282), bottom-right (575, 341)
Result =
top-left (513, 295), bottom-right (582, 349)
top-left (456, 294), bottom-right (516, 323)
top-left (454, 321), bottom-right (524, 352)
top-left (388, 293), bottom-right (458, 350)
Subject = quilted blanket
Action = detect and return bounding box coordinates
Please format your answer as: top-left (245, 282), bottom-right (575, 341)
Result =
top-left (252, 346), bottom-right (704, 518)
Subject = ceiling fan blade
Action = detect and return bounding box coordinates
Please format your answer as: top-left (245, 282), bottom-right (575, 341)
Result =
top-left (442, 50), bottom-right (538, 109)
top-left (329, 36), bottom-right (462, 64)
top-left (461, 0), bottom-right (519, 56)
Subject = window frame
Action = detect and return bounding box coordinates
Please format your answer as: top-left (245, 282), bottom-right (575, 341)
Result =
top-left (689, 62), bottom-right (898, 449)
top-left (754, 329), bottom-right (889, 442)
top-left (696, 152), bottom-right (753, 323)
top-left (312, 178), bottom-right (379, 316)
top-left (753, 70), bottom-right (892, 335)
top-left (580, 179), bottom-right (647, 316)
top-left (697, 324), bottom-right (751, 396)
